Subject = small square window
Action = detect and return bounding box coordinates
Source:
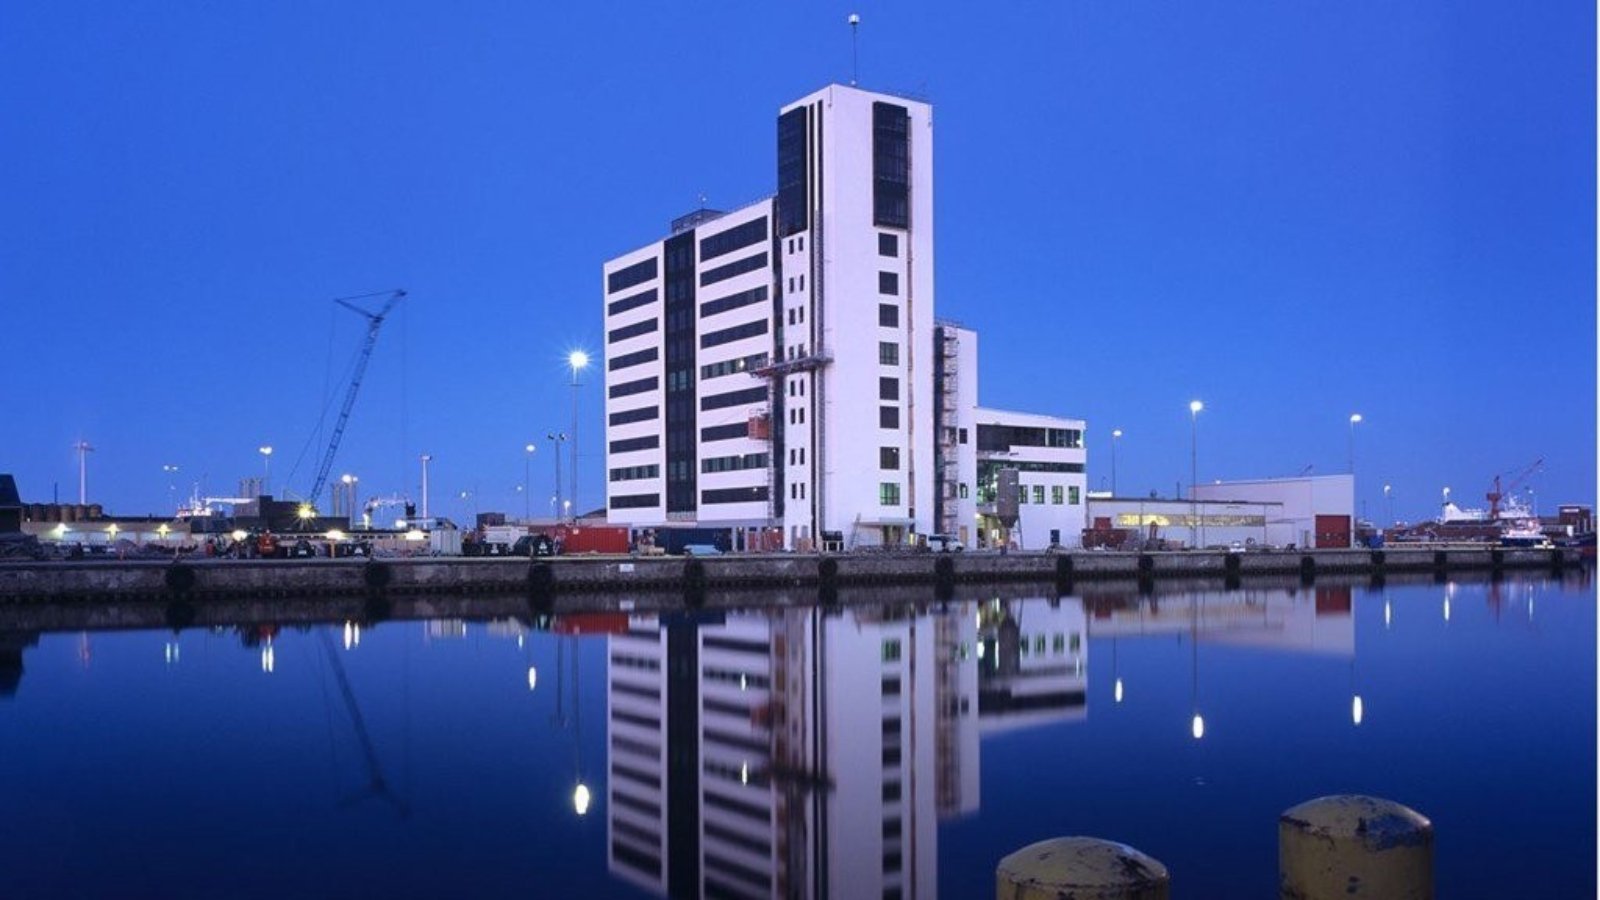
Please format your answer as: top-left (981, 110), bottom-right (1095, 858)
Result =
top-left (879, 377), bottom-right (899, 400)
top-left (880, 447), bottom-right (900, 470)
top-left (882, 639), bottom-right (901, 662)
top-left (879, 482), bottom-right (901, 506)
top-left (879, 342), bottom-right (899, 365)
top-left (880, 406), bottom-right (899, 429)
top-left (878, 233), bottom-right (898, 257)
top-left (879, 303), bottom-right (899, 327)
top-left (879, 272), bottom-right (899, 295)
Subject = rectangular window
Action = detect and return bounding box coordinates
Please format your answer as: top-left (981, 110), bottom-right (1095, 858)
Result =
top-left (609, 464), bottom-right (660, 482)
top-left (880, 447), bottom-right (900, 470)
top-left (882, 639), bottom-right (902, 663)
top-left (883, 781), bottom-right (902, 802)
top-left (1069, 486), bottom-right (1081, 505)
top-left (1052, 485), bottom-right (1064, 505)
top-left (1033, 485), bottom-right (1045, 505)
top-left (777, 106), bottom-right (809, 236)
top-left (700, 386), bottom-right (767, 411)
top-left (873, 101), bottom-right (910, 228)
top-left (882, 675), bottom-right (901, 696)
top-left (879, 377), bottom-right (899, 401)
top-left (1053, 634), bottom-right (1066, 654)
top-left (1020, 487), bottom-right (1029, 505)
top-left (879, 406), bottom-right (899, 429)
top-left (879, 342), bottom-right (899, 365)
top-left (883, 818), bottom-right (902, 839)
top-left (610, 405), bottom-right (660, 427)
top-left (878, 303), bottom-right (898, 327)
top-left (958, 427), bottom-right (968, 444)
top-left (607, 258), bottom-right (657, 294)
top-left (700, 286), bottom-right (767, 318)
top-left (700, 252), bottom-right (767, 287)
top-left (608, 346), bottom-right (659, 372)
top-left (959, 483), bottom-right (969, 499)
top-left (879, 482), bottom-right (901, 506)
top-left (607, 317), bottom-right (657, 344)
top-left (701, 486), bottom-right (770, 505)
top-left (701, 319), bottom-right (769, 349)
top-left (700, 352), bottom-right (767, 380)
top-left (878, 272), bottom-right (899, 295)
top-left (608, 376), bottom-right (659, 399)
top-left (699, 217), bottom-right (767, 262)
top-left (700, 422), bottom-right (749, 442)
top-left (609, 493), bottom-right (659, 509)
top-left (607, 288), bottom-right (656, 317)
top-left (609, 435), bottom-right (659, 454)
top-left (879, 233), bottom-right (898, 257)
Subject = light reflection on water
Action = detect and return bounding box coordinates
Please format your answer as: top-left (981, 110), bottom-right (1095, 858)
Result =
top-left (0, 573), bottom-right (1591, 898)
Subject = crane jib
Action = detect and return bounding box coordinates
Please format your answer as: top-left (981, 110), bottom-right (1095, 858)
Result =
top-left (307, 290), bottom-right (406, 508)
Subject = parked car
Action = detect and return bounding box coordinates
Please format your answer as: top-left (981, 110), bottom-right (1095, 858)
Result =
top-left (927, 534), bottom-right (964, 553)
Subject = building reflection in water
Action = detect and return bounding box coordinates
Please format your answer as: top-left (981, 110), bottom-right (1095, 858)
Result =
top-left (601, 587), bottom-right (1355, 899)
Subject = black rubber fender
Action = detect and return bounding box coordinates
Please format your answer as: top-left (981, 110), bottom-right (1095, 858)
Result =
top-left (363, 561), bottom-right (392, 589)
top-left (164, 563), bottom-right (196, 595)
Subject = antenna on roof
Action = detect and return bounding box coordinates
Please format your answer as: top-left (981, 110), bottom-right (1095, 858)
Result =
top-left (848, 14), bottom-right (861, 86)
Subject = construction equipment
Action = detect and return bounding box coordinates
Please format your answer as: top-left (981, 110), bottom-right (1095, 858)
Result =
top-left (1487, 458), bottom-right (1543, 519)
top-left (307, 290), bottom-right (405, 510)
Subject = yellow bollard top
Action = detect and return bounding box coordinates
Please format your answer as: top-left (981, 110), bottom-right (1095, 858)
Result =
top-left (997, 836), bottom-right (1170, 900)
top-left (1280, 795), bottom-right (1433, 853)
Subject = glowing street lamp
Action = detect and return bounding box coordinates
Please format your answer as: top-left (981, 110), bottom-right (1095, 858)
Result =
top-left (1111, 429), bottom-right (1123, 496)
top-left (1189, 401), bottom-right (1203, 549)
top-left (524, 443), bottom-right (537, 520)
top-left (1348, 413), bottom-right (1362, 475)
top-left (420, 454), bottom-right (433, 520)
top-left (573, 782), bottom-right (591, 816)
top-left (258, 445), bottom-right (273, 496)
top-left (568, 350), bottom-right (589, 523)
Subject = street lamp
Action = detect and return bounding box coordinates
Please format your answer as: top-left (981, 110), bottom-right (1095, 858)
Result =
top-left (524, 443), bottom-right (537, 520)
top-left (162, 464), bottom-right (180, 514)
top-left (420, 454), bottom-right (433, 520)
top-left (1111, 429), bottom-right (1122, 496)
top-left (1188, 401), bottom-right (1203, 549)
top-left (1348, 413), bottom-right (1362, 490)
top-left (257, 445), bottom-right (273, 496)
top-left (340, 473), bottom-right (358, 519)
top-left (568, 350), bottom-right (589, 523)
top-left (548, 432), bottom-right (567, 522)
top-left (1383, 484), bottom-right (1393, 526)
top-left (1442, 486), bottom-right (1451, 511)
top-left (73, 440), bottom-right (94, 505)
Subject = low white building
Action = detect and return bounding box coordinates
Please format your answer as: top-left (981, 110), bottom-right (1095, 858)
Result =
top-left (973, 407), bottom-right (1088, 550)
top-left (1194, 475), bottom-right (1356, 548)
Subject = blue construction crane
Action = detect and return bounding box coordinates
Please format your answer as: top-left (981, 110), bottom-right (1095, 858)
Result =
top-left (307, 289), bottom-right (405, 510)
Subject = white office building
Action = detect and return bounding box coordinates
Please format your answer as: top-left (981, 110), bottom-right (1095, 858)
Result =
top-left (602, 84), bottom-right (1085, 550)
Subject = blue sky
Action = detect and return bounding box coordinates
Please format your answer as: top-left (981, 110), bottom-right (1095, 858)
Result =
top-left (2, 2), bottom-right (1593, 524)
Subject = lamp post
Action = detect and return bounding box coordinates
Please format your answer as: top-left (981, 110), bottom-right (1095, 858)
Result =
top-left (524, 443), bottom-right (537, 521)
top-left (548, 432), bottom-right (567, 523)
top-left (1383, 484), bottom-right (1393, 526)
top-left (1188, 401), bottom-right (1203, 549)
top-left (162, 464), bottom-right (180, 515)
top-left (72, 440), bottom-right (94, 505)
top-left (568, 350), bottom-right (589, 523)
top-left (420, 454), bottom-right (433, 520)
top-left (1442, 486), bottom-right (1451, 512)
top-left (1111, 429), bottom-right (1122, 496)
top-left (339, 473), bottom-right (358, 519)
top-left (1347, 413), bottom-right (1362, 475)
top-left (257, 445), bottom-right (273, 496)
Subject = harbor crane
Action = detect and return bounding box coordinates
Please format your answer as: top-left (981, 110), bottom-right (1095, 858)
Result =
top-left (306, 289), bottom-right (405, 510)
top-left (1486, 457), bottom-right (1543, 519)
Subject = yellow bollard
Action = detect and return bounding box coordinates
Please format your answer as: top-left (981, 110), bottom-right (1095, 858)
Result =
top-left (997, 836), bottom-right (1169, 900)
top-left (1279, 795), bottom-right (1433, 899)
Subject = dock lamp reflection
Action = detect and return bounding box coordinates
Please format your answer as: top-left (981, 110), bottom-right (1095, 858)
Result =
top-left (1189, 595), bottom-right (1204, 740)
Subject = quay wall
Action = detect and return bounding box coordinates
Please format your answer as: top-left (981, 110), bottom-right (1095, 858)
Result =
top-left (0, 546), bottom-right (1585, 605)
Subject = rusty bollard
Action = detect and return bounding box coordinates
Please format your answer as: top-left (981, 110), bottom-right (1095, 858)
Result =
top-left (1279, 795), bottom-right (1433, 899)
top-left (997, 836), bottom-right (1169, 900)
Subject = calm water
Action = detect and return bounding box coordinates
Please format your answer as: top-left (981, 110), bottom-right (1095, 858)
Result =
top-left (0, 574), bottom-right (1593, 898)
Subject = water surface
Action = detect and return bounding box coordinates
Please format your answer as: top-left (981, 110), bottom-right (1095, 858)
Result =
top-left (0, 574), bottom-right (1592, 897)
